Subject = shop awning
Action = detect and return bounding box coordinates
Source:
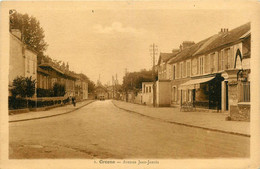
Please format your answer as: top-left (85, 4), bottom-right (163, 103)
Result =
top-left (179, 76), bottom-right (215, 90)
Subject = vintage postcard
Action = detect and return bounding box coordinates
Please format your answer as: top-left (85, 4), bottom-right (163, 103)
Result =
top-left (1, 1), bottom-right (260, 169)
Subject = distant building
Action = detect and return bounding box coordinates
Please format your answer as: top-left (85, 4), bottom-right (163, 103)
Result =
top-left (95, 85), bottom-right (108, 99)
top-left (9, 29), bottom-right (37, 96)
top-left (141, 82), bottom-right (153, 105)
top-left (75, 73), bottom-right (89, 100)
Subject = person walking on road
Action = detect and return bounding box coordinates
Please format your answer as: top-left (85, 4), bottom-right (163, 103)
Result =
top-left (72, 97), bottom-right (76, 107)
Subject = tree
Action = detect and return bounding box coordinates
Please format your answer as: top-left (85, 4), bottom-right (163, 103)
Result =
top-left (11, 76), bottom-right (36, 98)
top-left (122, 69), bottom-right (157, 93)
top-left (9, 10), bottom-right (48, 59)
top-left (10, 76), bottom-right (36, 108)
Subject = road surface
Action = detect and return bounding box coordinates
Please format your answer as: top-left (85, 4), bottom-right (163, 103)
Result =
top-left (9, 100), bottom-right (250, 159)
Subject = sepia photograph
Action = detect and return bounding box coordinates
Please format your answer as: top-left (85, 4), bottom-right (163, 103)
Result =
top-left (1, 1), bottom-right (260, 169)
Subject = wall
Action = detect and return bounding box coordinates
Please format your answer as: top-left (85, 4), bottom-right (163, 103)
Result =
top-left (9, 34), bottom-right (25, 85)
top-left (156, 80), bottom-right (171, 107)
top-left (24, 49), bottom-right (37, 81)
top-left (142, 83), bottom-right (153, 105)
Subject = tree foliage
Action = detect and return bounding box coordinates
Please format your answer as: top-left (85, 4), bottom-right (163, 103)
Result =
top-left (11, 76), bottom-right (36, 98)
top-left (122, 69), bottom-right (157, 92)
top-left (53, 83), bottom-right (66, 97)
top-left (78, 73), bottom-right (96, 93)
top-left (9, 10), bottom-right (48, 55)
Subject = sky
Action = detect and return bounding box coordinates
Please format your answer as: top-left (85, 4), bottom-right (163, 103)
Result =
top-left (10, 1), bottom-right (253, 85)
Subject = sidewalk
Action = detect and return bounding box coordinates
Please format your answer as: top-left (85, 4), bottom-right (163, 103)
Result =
top-left (9, 100), bottom-right (95, 122)
top-left (112, 100), bottom-right (250, 137)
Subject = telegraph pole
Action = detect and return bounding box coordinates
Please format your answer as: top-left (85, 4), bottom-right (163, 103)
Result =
top-left (150, 43), bottom-right (158, 107)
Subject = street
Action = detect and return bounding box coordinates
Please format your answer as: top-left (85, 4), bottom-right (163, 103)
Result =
top-left (9, 100), bottom-right (249, 159)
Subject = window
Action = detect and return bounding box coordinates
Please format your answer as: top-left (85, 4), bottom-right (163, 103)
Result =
top-left (183, 61), bottom-right (186, 77)
top-left (172, 65), bottom-right (176, 80)
top-left (214, 52), bottom-right (218, 72)
top-left (210, 53), bottom-right (215, 73)
top-left (33, 61), bottom-right (36, 74)
top-left (218, 52), bottom-right (222, 71)
top-left (199, 56), bottom-right (204, 74)
top-left (180, 62), bottom-right (183, 78)
top-left (241, 82), bottom-right (250, 102)
top-left (186, 61), bottom-right (191, 77)
top-left (27, 57), bottom-right (30, 73)
top-left (225, 48), bottom-right (231, 69)
top-left (192, 58), bottom-right (198, 75)
top-left (149, 86), bottom-right (151, 93)
top-left (146, 87), bottom-right (148, 93)
top-left (143, 85), bottom-right (146, 93)
top-left (176, 63), bottom-right (180, 79)
top-left (204, 55), bottom-right (209, 73)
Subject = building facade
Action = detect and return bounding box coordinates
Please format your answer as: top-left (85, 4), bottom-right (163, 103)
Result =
top-left (9, 29), bottom-right (37, 95)
top-left (37, 62), bottom-right (77, 97)
top-left (158, 23), bottom-right (250, 121)
top-left (141, 82), bottom-right (153, 105)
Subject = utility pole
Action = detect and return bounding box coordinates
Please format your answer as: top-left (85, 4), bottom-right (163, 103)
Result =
top-left (150, 43), bottom-right (158, 107)
top-left (112, 75), bottom-right (114, 99)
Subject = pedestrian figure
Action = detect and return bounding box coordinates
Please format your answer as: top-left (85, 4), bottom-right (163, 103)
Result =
top-left (72, 97), bottom-right (76, 107)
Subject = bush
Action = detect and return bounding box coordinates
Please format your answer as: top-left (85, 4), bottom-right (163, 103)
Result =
top-left (37, 88), bottom-right (54, 97)
top-left (53, 83), bottom-right (65, 97)
top-left (9, 96), bottom-right (70, 110)
top-left (9, 97), bottom-right (27, 110)
top-left (11, 76), bottom-right (36, 98)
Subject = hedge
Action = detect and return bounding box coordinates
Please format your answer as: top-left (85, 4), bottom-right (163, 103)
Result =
top-left (8, 96), bottom-right (70, 110)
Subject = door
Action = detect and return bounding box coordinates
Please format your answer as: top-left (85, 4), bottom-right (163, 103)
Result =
top-left (225, 81), bottom-right (229, 110)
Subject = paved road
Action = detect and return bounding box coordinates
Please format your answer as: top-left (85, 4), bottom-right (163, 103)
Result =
top-left (9, 100), bottom-right (250, 159)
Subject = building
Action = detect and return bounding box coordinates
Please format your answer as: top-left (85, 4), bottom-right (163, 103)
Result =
top-left (37, 62), bottom-right (77, 97)
top-left (75, 73), bottom-right (89, 100)
top-left (95, 85), bottom-right (109, 99)
top-left (141, 82), bottom-right (153, 105)
top-left (159, 23), bottom-right (251, 121)
top-left (9, 29), bottom-right (37, 96)
top-left (156, 49), bottom-right (180, 106)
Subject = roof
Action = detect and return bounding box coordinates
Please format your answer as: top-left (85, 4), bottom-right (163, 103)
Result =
top-left (157, 51), bottom-right (179, 65)
top-left (39, 63), bottom-right (77, 80)
top-left (142, 82), bottom-right (153, 84)
top-left (10, 32), bottom-right (39, 55)
top-left (194, 22), bottom-right (250, 56)
top-left (37, 66), bottom-right (50, 75)
top-left (168, 37), bottom-right (211, 64)
top-left (39, 63), bottom-right (64, 74)
top-left (168, 22), bottom-right (250, 64)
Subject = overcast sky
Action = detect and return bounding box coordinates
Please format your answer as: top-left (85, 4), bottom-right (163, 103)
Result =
top-left (11, 1), bottom-right (252, 85)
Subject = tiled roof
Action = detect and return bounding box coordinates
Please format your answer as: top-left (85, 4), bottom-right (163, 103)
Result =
top-left (168, 37), bottom-right (211, 64)
top-left (157, 52), bottom-right (179, 65)
top-left (168, 22), bottom-right (250, 64)
top-left (194, 22), bottom-right (250, 56)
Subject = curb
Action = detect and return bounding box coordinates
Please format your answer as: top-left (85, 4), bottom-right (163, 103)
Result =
top-left (112, 101), bottom-right (250, 138)
top-left (9, 100), bottom-right (95, 123)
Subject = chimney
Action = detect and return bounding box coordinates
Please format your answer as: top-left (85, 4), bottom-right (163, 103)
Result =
top-left (219, 28), bottom-right (229, 33)
top-left (11, 29), bottom-right (22, 39)
top-left (66, 62), bottom-right (69, 71)
top-left (182, 41), bottom-right (195, 49)
top-left (179, 44), bottom-right (183, 51)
